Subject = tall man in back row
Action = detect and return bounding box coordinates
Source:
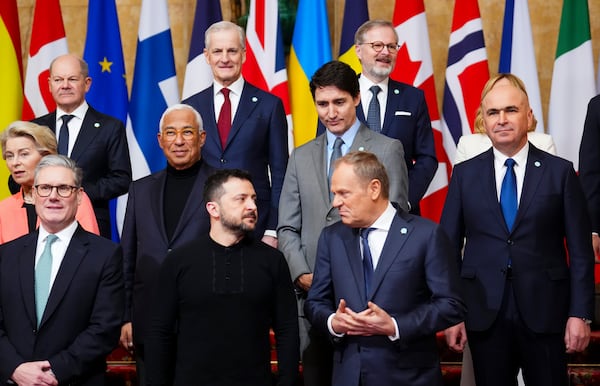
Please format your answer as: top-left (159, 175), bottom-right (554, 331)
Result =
top-left (317, 20), bottom-right (437, 214)
top-left (183, 21), bottom-right (288, 247)
top-left (441, 74), bottom-right (595, 385)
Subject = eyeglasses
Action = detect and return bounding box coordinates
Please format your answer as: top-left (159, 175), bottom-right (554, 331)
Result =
top-left (359, 41), bottom-right (400, 53)
top-left (160, 128), bottom-right (198, 141)
top-left (34, 184), bottom-right (79, 198)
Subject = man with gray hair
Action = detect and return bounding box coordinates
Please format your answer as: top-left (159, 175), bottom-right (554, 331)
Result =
top-left (0, 154), bottom-right (123, 385)
top-left (182, 21), bottom-right (288, 248)
top-left (119, 104), bottom-right (215, 384)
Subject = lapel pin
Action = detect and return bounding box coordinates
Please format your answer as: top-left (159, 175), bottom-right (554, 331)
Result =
top-left (251, 96), bottom-right (258, 102)
top-left (534, 161), bottom-right (541, 167)
top-left (94, 122), bottom-right (100, 128)
top-left (400, 227), bottom-right (407, 234)
top-left (394, 89), bottom-right (399, 94)
top-left (358, 146), bottom-right (365, 151)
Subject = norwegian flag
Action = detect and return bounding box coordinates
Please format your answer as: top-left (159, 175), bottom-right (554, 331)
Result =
top-left (440, 0), bottom-right (489, 163)
top-left (391, 0), bottom-right (448, 222)
top-left (22, 0), bottom-right (68, 120)
top-left (242, 0), bottom-right (292, 152)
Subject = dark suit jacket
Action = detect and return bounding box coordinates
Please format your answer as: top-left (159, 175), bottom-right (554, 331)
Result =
top-left (318, 79), bottom-right (437, 212)
top-left (305, 209), bottom-right (465, 386)
top-left (0, 226), bottom-right (123, 385)
top-left (121, 161), bottom-right (215, 346)
top-left (579, 94), bottom-right (600, 233)
top-left (182, 81), bottom-right (288, 237)
top-left (441, 145), bottom-right (595, 333)
top-left (33, 106), bottom-right (132, 237)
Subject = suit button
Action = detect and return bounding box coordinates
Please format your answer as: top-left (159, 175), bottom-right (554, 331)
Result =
top-left (32, 329), bottom-right (37, 334)
top-left (220, 158), bottom-right (227, 164)
top-left (167, 248), bottom-right (173, 253)
top-left (507, 239), bottom-right (514, 245)
top-left (326, 217), bottom-right (332, 221)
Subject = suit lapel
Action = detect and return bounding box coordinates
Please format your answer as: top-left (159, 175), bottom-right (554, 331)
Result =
top-left (479, 149), bottom-right (509, 232)
top-left (40, 227), bottom-right (88, 328)
top-left (341, 228), bottom-right (368, 303)
top-left (513, 146), bottom-right (545, 231)
top-left (202, 86), bottom-right (222, 151)
top-left (226, 83), bottom-right (260, 149)
top-left (348, 125), bottom-right (373, 152)
top-left (18, 233), bottom-right (38, 327)
top-left (311, 134), bottom-right (333, 208)
top-left (170, 163), bottom-right (211, 242)
top-left (370, 212), bottom-right (412, 299)
top-left (70, 108), bottom-right (101, 161)
top-left (382, 81), bottom-right (402, 134)
top-left (151, 171), bottom-right (169, 244)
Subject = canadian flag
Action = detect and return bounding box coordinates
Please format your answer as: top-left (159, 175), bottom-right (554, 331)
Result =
top-left (22, 0), bottom-right (68, 120)
top-left (391, 0), bottom-right (448, 222)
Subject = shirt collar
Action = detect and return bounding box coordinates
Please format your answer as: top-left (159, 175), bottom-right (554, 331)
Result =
top-left (492, 141), bottom-right (529, 167)
top-left (38, 220), bottom-right (78, 244)
top-left (359, 74), bottom-right (389, 96)
top-left (325, 119), bottom-right (361, 149)
top-left (369, 202), bottom-right (396, 231)
top-left (213, 76), bottom-right (245, 97)
top-left (57, 101), bottom-right (88, 122)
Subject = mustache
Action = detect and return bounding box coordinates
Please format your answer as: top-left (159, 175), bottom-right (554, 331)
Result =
top-left (243, 212), bottom-right (257, 220)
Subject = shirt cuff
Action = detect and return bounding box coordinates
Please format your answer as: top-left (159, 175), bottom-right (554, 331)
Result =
top-left (264, 230), bottom-right (277, 238)
top-left (388, 317), bottom-right (400, 341)
top-left (327, 313), bottom-right (345, 337)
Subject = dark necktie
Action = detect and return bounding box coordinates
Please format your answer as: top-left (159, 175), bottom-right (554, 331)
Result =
top-left (328, 137), bottom-right (344, 200)
top-left (217, 88), bottom-right (232, 148)
top-left (360, 227), bottom-right (376, 300)
top-left (35, 234), bottom-right (58, 326)
top-left (366, 85), bottom-right (381, 132)
top-left (500, 158), bottom-right (518, 231)
top-left (58, 115), bottom-right (74, 156)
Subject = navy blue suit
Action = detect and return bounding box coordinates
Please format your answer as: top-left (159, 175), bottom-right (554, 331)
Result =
top-left (0, 226), bottom-right (123, 385)
top-left (305, 209), bottom-right (465, 386)
top-left (318, 79), bottom-right (437, 213)
top-left (121, 161), bottom-right (215, 347)
top-left (579, 94), bottom-right (600, 233)
top-left (33, 107), bottom-right (132, 237)
top-left (182, 81), bottom-right (288, 236)
top-left (441, 145), bottom-right (594, 384)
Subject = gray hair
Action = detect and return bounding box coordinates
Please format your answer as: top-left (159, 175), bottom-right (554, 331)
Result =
top-left (159, 104), bottom-right (204, 133)
top-left (49, 54), bottom-right (90, 78)
top-left (34, 154), bottom-right (83, 188)
top-left (205, 21), bottom-right (246, 51)
top-left (354, 20), bottom-right (398, 45)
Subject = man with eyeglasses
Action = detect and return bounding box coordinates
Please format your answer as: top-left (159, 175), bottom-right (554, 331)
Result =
top-left (119, 104), bottom-right (215, 385)
top-left (32, 54), bottom-right (131, 238)
top-left (318, 20), bottom-right (437, 215)
top-left (183, 21), bottom-right (288, 247)
top-left (0, 154), bottom-right (123, 386)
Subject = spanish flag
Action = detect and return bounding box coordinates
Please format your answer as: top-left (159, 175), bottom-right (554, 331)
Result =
top-left (0, 0), bottom-right (23, 198)
top-left (338, 0), bottom-right (368, 74)
top-left (288, 0), bottom-right (332, 147)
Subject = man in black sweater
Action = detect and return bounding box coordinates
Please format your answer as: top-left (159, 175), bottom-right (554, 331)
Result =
top-left (145, 169), bottom-right (299, 386)
top-left (119, 104), bottom-right (215, 385)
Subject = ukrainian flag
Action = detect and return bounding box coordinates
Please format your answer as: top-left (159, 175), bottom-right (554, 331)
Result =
top-left (338, 0), bottom-right (369, 74)
top-left (289, 0), bottom-right (332, 147)
top-left (0, 0), bottom-right (23, 198)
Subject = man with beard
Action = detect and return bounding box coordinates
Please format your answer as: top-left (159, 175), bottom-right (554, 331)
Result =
top-left (317, 20), bottom-right (436, 215)
top-left (145, 169), bottom-right (299, 386)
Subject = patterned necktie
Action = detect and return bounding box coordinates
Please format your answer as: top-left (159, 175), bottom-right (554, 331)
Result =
top-left (500, 158), bottom-right (518, 231)
top-left (328, 137), bottom-right (344, 200)
top-left (35, 234), bottom-right (58, 326)
top-left (366, 85), bottom-right (382, 132)
top-left (360, 227), bottom-right (376, 300)
top-left (58, 115), bottom-right (74, 156)
top-left (217, 88), bottom-right (232, 148)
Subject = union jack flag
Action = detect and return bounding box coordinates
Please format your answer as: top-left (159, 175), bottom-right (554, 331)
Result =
top-left (440, 0), bottom-right (489, 164)
top-left (242, 0), bottom-right (292, 151)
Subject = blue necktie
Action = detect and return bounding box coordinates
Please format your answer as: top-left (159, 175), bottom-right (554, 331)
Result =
top-left (500, 158), bottom-right (518, 231)
top-left (58, 115), bottom-right (74, 156)
top-left (35, 234), bottom-right (58, 326)
top-left (361, 228), bottom-right (376, 300)
top-left (328, 137), bottom-right (344, 200)
top-left (366, 85), bottom-right (381, 132)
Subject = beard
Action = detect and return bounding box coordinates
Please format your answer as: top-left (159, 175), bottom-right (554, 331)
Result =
top-left (220, 211), bottom-right (257, 236)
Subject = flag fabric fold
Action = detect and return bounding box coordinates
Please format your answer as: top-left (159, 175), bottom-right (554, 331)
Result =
top-left (288, 0), bottom-right (332, 147)
top-left (83, 0), bottom-right (129, 240)
top-left (0, 0), bottom-right (24, 198)
top-left (242, 0), bottom-right (293, 151)
top-left (338, 0), bottom-right (368, 73)
top-left (392, 0), bottom-right (448, 222)
top-left (548, 0), bottom-right (595, 170)
top-left (498, 0), bottom-right (544, 132)
top-left (440, 0), bottom-right (489, 164)
top-left (22, 0), bottom-right (68, 120)
top-left (181, 0), bottom-right (222, 100)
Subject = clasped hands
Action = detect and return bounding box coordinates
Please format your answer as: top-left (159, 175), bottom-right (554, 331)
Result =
top-left (331, 299), bottom-right (395, 337)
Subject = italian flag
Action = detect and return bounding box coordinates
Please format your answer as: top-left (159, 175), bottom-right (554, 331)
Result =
top-left (548, 0), bottom-right (595, 171)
